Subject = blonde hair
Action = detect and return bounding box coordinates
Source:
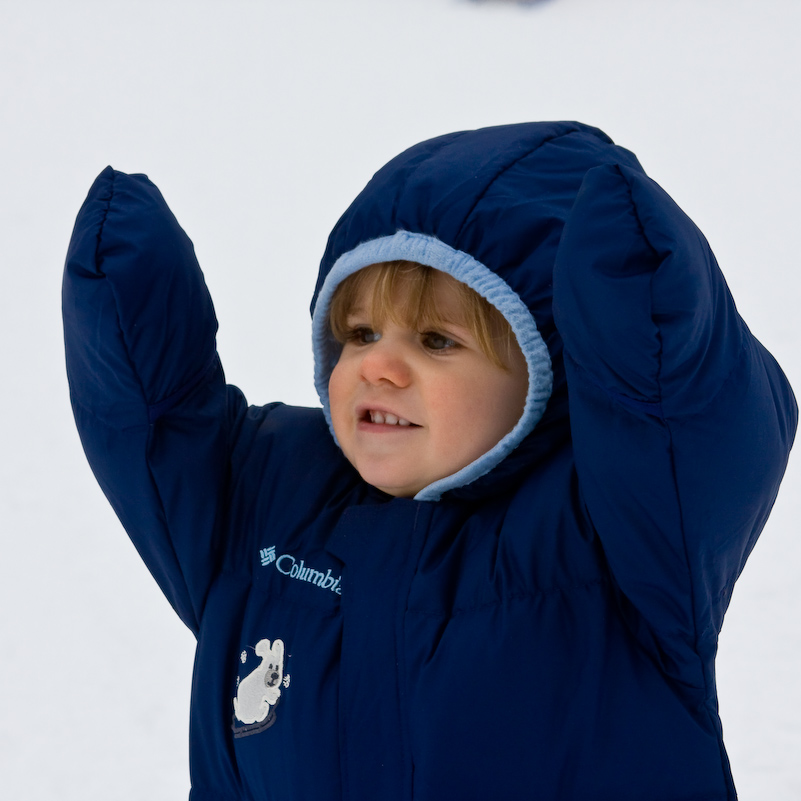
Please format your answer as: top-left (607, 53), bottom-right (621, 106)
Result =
top-left (328, 261), bottom-right (519, 370)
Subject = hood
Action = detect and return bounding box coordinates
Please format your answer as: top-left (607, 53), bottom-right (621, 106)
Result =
top-left (311, 121), bottom-right (643, 501)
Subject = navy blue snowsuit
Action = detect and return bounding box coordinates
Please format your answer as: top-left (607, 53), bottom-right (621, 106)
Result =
top-left (63, 121), bottom-right (796, 800)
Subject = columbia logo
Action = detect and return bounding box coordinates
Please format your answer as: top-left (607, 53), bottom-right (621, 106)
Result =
top-left (258, 547), bottom-right (343, 595)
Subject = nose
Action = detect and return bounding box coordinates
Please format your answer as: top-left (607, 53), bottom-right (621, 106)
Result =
top-left (359, 337), bottom-right (412, 388)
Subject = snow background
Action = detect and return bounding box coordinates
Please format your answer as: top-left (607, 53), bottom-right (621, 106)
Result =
top-left (1, 0), bottom-right (798, 797)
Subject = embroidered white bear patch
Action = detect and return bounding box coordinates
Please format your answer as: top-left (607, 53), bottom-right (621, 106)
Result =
top-left (231, 638), bottom-right (287, 738)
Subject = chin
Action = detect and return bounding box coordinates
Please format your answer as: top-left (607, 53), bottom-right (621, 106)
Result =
top-left (350, 458), bottom-right (419, 498)
top-left (371, 482), bottom-right (419, 499)
top-left (362, 472), bottom-right (426, 498)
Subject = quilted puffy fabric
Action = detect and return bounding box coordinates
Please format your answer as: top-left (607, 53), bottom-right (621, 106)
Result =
top-left (64, 122), bottom-right (796, 800)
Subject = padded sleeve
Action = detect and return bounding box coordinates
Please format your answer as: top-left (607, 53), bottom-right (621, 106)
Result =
top-left (553, 163), bottom-right (797, 689)
top-left (62, 167), bottom-right (246, 635)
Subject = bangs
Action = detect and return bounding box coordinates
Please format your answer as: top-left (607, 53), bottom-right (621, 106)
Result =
top-left (328, 261), bottom-right (517, 370)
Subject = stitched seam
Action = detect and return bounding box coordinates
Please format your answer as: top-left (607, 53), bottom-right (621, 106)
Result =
top-left (147, 352), bottom-right (219, 423)
top-left (564, 352), bottom-right (665, 419)
top-left (96, 172), bottom-right (198, 630)
top-left (406, 579), bottom-right (609, 619)
top-left (668, 337), bottom-right (749, 426)
top-left (621, 167), bottom-right (733, 794)
top-left (69, 394), bottom-right (149, 431)
top-left (92, 171), bottom-right (115, 276)
top-left (400, 504), bottom-right (434, 799)
top-left (617, 168), bottom-right (700, 671)
top-left (455, 129), bottom-right (585, 238)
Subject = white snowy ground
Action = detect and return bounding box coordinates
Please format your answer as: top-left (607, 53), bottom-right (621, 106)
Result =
top-left (1, 0), bottom-right (798, 798)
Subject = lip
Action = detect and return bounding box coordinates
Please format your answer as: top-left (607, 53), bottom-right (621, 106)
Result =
top-left (356, 420), bottom-right (420, 434)
top-left (355, 404), bottom-right (421, 429)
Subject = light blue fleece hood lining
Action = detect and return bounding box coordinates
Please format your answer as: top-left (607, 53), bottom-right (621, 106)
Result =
top-left (311, 232), bottom-right (553, 501)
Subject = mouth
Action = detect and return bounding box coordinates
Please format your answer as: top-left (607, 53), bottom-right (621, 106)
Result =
top-left (359, 408), bottom-right (421, 427)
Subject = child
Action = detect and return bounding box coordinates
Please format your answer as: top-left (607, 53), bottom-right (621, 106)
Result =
top-left (63, 121), bottom-right (796, 801)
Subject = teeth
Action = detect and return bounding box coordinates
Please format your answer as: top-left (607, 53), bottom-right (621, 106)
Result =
top-left (368, 410), bottom-right (411, 426)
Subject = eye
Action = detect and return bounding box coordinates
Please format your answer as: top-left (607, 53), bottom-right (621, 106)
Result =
top-left (345, 326), bottom-right (382, 345)
top-left (421, 331), bottom-right (458, 351)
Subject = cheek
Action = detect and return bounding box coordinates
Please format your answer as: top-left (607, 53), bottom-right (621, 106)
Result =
top-left (499, 370), bottom-right (529, 429)
top-left (428, 373), bottom-right (492, 435)
top-left (438, 369), bottom-right (526, 447)
top-left (328, 362), bottom-right (348, 428)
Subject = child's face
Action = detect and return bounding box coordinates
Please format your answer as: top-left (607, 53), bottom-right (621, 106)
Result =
top-left (328, 270), bottom-right (528, 497)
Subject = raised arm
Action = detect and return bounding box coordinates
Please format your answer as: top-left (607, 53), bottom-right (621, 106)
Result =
top-left (553, 163), bottom-right (797, 686)
top-left (63, 167), bottom-right (244, 634)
